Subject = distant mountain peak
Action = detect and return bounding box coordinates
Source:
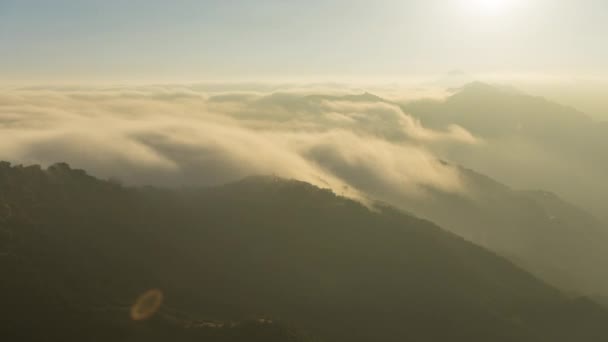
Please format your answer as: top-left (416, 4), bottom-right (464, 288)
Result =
top-left (452, 81), bottom-right (522, 96)
top-left (434, 70), bottom-right (475, 88)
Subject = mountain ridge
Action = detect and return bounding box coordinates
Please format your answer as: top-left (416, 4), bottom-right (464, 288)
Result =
top-left (2, 161), bottom-right (608, 341)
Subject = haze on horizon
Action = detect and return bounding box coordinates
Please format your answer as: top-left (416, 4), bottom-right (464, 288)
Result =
top-left (4, 2), bottom-right (608, 341)
top-left (1, 0), bottom-right (608, 84)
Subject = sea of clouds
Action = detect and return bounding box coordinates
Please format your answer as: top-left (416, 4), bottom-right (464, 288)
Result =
top-left (0, 84), bottom-right (478, 204)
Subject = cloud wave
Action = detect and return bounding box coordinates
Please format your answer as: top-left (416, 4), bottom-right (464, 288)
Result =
top-left (0, 86), bottom-right (478, 204)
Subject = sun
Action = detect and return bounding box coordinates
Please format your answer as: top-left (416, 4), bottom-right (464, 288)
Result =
top-left (467, 0), bottom-right (513, 15)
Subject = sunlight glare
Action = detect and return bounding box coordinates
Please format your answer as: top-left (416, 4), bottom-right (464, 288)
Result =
top-left (466, 0), bottom-right (514, 15)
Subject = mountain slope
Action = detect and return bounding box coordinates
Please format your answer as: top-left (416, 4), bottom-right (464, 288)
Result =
top-left (403, 81), bottom-right (608, 223)
top-left (404, 81), bottom-right (591, 139)
top-left (206, 88), bottom-right (608, 298)
top-left (388, 163), bottom-right (608, 296)
top-left (1, 162), bottom-right (608, 341)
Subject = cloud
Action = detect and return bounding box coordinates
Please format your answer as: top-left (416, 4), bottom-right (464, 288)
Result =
top-left (0, 86), bottom-right (478, 205)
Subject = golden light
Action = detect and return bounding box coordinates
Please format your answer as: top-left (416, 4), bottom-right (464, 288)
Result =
top-left (130, 289), bottom-right (164, 321)
top-left (466, 0), bottom-right (514, 15)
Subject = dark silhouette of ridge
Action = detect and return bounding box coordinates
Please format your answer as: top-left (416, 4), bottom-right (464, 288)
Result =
top-left (1, 162), bottom-right (608, 341)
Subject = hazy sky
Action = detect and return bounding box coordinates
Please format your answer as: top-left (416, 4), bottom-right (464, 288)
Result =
top-left (1, 0), bottom-right (607, 83)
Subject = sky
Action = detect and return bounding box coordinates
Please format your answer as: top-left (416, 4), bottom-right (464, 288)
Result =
top-left (1, 0), bottom-right (608, 83)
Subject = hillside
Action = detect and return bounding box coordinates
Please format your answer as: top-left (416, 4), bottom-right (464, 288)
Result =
top-left (1, 162), bottom-right (608, 341)
top-left (402, 82), bottom-right (608, 223)
top-left (404, 81), bottom-right (591, 139)
top-left (392, 164), bottom-right (608, 296)
top-left (221, 88), bottom-right (608, 297)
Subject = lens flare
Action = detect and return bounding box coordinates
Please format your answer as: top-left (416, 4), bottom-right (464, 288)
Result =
top-left (130, 289), bottom-right (163, 321)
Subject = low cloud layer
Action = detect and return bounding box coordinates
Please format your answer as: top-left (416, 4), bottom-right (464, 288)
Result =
top-left (0, 85), bottom-right (478, 204)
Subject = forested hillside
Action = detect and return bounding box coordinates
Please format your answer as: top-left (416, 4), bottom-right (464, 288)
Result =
top-left (1, 162), bottom-right (607, 341)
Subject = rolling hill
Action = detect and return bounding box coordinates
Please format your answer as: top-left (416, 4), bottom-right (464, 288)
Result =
top-left (392, 164), bottom-right (608, 296)
top-left (403, 81), bottom-right (608, 223)
top-left (1, 162), bottom-right (608, 341)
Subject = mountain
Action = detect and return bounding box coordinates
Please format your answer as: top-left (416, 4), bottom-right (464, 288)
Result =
top-left (391, 164), bottom-right (608, 296)
top-left (405, 81), bottom-right (591, 139)
top-left (1, 162), bottom-right (608, 341)
top-left (403, 81), bottom-right (608, 223)
top-left (212, 88), bottom-right (608, 298)
top-left (432, 70), bottom-right (475, 88)
top-left (0, 162), bottom-right (311, 342)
